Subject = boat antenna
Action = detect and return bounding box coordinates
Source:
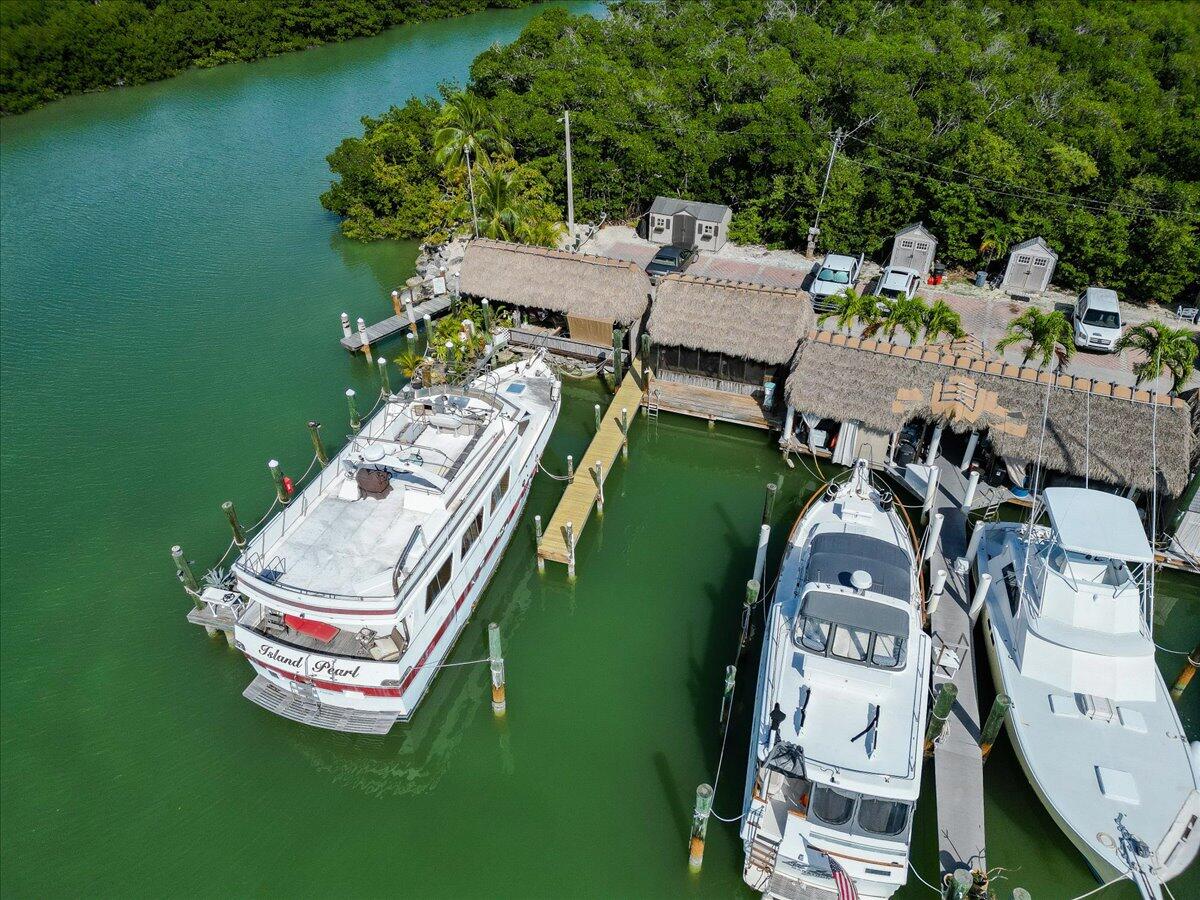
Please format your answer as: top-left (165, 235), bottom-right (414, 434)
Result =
top-left (1017, 375), bottom-right (1054, 609)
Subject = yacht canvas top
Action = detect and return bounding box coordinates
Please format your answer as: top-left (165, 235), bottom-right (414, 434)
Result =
top-left (807, 532), bottom-right (911, 602)
top-left (801, 590), bottom-right (908, 637)
top-left (1043, 488), bottom-right (1153, 562)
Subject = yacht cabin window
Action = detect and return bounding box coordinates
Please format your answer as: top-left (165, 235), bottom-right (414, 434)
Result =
top-left (810, 785), bottom-right (911, 838)
top-left (491, 469), bottom-right (511, 514)
top-left (796, 591), bottom-right (908, 669)
top-left (462, 509), bottom-right (484, 557)
top-left (425, 556), bottom-right (453, 611)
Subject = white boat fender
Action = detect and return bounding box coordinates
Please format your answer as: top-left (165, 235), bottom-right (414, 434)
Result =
top-left (551, 382), bottom-right (561, 402)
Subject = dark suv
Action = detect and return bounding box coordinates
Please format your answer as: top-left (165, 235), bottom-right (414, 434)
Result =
top-left (646, 246), bottom-right (697, 281)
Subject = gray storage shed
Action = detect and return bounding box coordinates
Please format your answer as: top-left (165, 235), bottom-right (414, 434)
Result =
top-left (888, 222), bottom-right (938, 275)
top-left (1001, 237), bottom-right (1058, 295)
top-left (646, 196), bottom-right (732, 252)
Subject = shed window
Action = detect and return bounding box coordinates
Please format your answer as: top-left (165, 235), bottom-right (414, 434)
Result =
top-left (1033, 257), bottom-right (1048, 267)
top-left (900, 239), bottom-right (914, 250)
top-left (914, 241), bottom-right (930, 252)
top-left (425, 556), bottom-right (453, 611)
top-left (652, 215), bottom-right (668, 231)
top-left (462, 509), bottom-right (484, 557)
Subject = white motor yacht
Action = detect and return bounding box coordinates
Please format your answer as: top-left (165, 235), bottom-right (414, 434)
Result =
top-left (973, 487), bottom-right (1199, 898)
top-left (741, 459), bottom-right (932, 899)
top-left (192, 354), bottom-right (560, 733)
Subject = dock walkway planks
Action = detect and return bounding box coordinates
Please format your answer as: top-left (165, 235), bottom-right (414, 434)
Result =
top-left (507, 328), bottom-right (618, 364)
top-left (928, 457), bottom-right (987, 878)
top-left (538, 360), bottom-right (643, 566)
top-left (340, 294), bottom-right (453, 352)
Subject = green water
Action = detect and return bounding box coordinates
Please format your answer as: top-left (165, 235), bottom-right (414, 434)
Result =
top-left (1, 4), bottom-right (1196, 897)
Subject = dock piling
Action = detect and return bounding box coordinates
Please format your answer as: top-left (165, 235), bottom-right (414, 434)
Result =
top-left (222, 500), bottom-right (246, 547)
top-left (171, 545), bottom-right (200, 603)
top-left (488, 622), bottom-right (506, 716)
top-left (534, 515), bottom-right (544, 573)
top-left (965, 519), bottom-right (984, 561)
top-left (481, 299), bottom-right (491, 334)
top-left (307, 420), bottom-right (329, 467)
top-left (564, 521), bottom-right (576, 579)
top-left (340, 312), bottom-right (352, 339)
top-left (423, 313), bottom-right (432, 334)
top-left (688, 783), bottom-right (714, 873)
top-left (927, 568), bottom-right (948, 616)
top-left (404, 295), bottom-right (417, 334)
top-left (566, 454), bottom-right (574, 483)
top-left (968, 573), bottom-right (991, 621)
top-left (612, 327), bottom-right (625, 384)
top-left (593, 461), bottom-right (604, 514)
top-left (1171, 643), bottom-right (1200, 701)
top-left (741, 579), bottom-right (760, 648)
top-left (619, 407), bottom-right (629, 460)
top-left (377, 357), bottom-right (392, 394)
top-left (924, 682), bottom-right (958, 755)
top-left (720, 665), bottom-right (736, 727)
top-left (924, 513), bottom-right (944, 562)
top-left (963, 470), bottom-right (980, 508)
top-left (357, 317), bottom-right (372, 361)
top-left (762, 482), bottom-right (778, 526)
top-left (594, 403), bottom-right (601, 433)
top-left (942, 868), bottom-right (973, 900)
top-left (979, 693), bottom-right (1011, 760)
top-left (346, 388), bottom-right (360, 432)
top-left (922, 467), bottom-right (940, 515)
top-left (390, 289), bottom-right (402, 317)
top-left (753, 524), bottom-right (770, 587)
top-left (268, 459), bottom-right (291, 505)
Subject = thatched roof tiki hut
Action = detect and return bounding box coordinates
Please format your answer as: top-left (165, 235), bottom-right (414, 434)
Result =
top-left (646, 275), bottom-right (815, 428)
top-left (459, 239), bottom-right (651, 357)
top-left (783, 331), bottom-right (1191, 497)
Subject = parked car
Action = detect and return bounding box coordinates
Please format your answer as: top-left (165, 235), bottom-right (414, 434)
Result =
top-left (873, 265), bottom-right (922, 302)
top-left (1073, 287), bottom-right (1123, 352)
top-left (646, 246), bottom-right (697, 281)
top-left (810, 252), bottom-right (864, 305)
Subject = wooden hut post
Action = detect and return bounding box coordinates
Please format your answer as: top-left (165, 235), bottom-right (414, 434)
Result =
top-left (782, 406), bottom-right (795, 453)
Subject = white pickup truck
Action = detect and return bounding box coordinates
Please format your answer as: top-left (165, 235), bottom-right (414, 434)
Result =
top-left (810, 252), bottom-right (864, 309)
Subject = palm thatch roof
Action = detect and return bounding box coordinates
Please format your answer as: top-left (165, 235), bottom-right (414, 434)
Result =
top-left (786, 331), bottom-right (1191, 494)
top-left (648, 275), bottom-right (814, 365)
top-left (459, 239), bottom-right (650, 325)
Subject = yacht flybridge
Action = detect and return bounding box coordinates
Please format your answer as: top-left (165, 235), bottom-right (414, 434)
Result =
top-left (741, 460), bottom-right (931, 899)
top-left (199, 355), bottom-right (559, 734)
top-left (973, 487), bottom-right (1199, 899)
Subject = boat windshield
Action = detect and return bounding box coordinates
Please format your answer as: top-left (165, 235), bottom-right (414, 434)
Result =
top-left (809, 785), bottom-right (911, 838)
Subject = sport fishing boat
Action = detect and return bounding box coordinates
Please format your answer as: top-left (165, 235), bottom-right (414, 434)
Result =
top-left (973, 487), bottom-right (1199, 899)
top-left (197, 354), bottom-right (560, 734)
top-left (741, 459), bottom-right (931, 899)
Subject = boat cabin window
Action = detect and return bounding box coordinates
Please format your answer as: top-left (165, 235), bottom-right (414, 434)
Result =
top-left (857, 798), bottom-right (910, 837)
top-left (490, 469), bottom-right (510, 514)
top-left (810, 785), bottom-right (855, 826)
top-left (796, 615), bottom-right (906, 670)
top-left (425, 556), bottom-right (453, 612)
top-left (809, 785), bottom-right (911, 838)
top-left (462, 509), bottom-right (483, 557)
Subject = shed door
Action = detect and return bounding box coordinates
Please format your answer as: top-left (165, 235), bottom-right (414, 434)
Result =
top-left (672, 212), bottom-right (697, 249)
top-left (1011, 254), bottom-right (1039, 292)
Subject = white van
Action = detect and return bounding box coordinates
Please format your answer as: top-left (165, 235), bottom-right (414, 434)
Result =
top-left (1073, 287), bottom-right (1123, 352)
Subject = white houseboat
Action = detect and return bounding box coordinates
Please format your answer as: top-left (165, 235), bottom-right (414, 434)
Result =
top-left (194, 355), bottom-right (559, 733)
top-left (973, 487), bottom-right (1199, 898)
top-left (741, 460), bottom-right (931, 899)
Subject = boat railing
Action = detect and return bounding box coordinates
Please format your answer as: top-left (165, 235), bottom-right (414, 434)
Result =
top-left (391, 526), bottom-right (426, 595)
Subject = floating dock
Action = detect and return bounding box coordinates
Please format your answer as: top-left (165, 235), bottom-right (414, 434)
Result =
top-left (537, 359), bottom-right (644, 570)
top-left (928, 458), bottom-right (988, 879)
top-left (340, 294), bottom-right (453, 352)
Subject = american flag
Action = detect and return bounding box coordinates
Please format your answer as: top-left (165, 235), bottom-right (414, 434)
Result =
top-left (828, 855), bottom-right (859, 900)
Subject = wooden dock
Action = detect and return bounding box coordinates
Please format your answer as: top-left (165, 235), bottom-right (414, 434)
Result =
top-left (537, 360), bottom-right (644, 567)
top-left (648, 376), bottom-right (781, 431)
top-left (340, 294), bottom-right (453, 352)
top-left (928, 457), bottom-right (988, 879)
top-left (507, 328), bottom-right (621, 364)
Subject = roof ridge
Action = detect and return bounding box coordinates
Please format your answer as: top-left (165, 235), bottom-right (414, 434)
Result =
top-left (803, 329), bottom-right (1184, 409)
top-left (666, 273), bottom-right (807, 296)
top-left (470, 237), bottom-right (638, 271)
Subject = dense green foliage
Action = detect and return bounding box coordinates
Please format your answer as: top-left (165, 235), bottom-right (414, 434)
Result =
top-left (0, 0), bottom-right (532, 115)
top-left (327, 0), bottom-right (1200, 304)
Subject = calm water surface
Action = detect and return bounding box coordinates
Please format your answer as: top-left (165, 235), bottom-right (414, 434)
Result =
top-left (1, 4), bottom-right (1196, 896)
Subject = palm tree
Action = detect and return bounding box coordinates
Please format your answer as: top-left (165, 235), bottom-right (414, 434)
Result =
top-left (995, 308), bottom-right (1075, 370)
top-left (978, 223), bottom-right (1011, 266)
top-left (816, 288), bottom-right (881, 334)
top-left (1115, 320), bottom-right (1198, 394)
top-left (923, 299), bottom-right (966, 344)
top-left (394, 348), bottom-right (424, 380)
top-left (471, 167), bottom-right (523, 241)
top-left (433, 92), bottom-right (512, 170)
top-left (872, 295), bottom-right (928, 342)
top-left (519, 217), bottom-right (565, 249)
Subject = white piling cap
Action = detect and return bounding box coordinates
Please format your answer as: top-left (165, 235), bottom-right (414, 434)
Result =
top-left (357, 317), bottom-right (367, 329)
top-left (267, 458), bottom-right (279, 469)
top-left (377, 357), bottom-right (387, 367)
top-left (391, 290), bottom-right (400, 299)
top-left (340, 312), bottom-right (349, 322)
top-left (851, 570), bottom-right (873, 591)
top-left (345, 388), bottom-right (355, 397)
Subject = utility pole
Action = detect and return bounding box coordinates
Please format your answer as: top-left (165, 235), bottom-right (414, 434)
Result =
top-left (807, 127), bottom-right (842, 257)
top-left (561, 109), bottom-right (575, 247)
top-left (464, 143), bottom-right (479, 237)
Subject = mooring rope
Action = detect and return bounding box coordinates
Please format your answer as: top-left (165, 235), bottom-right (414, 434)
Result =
top-left (537, 460), bottom-right (573, 481)
top-left (907, 860), bottom-right (941, 894)
top-left (1067, 873), bottom-right (1125, 899)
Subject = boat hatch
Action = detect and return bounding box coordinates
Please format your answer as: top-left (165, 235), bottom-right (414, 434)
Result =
top-left (1096, 767), bottom-right (1139, 804)
top-left (806, 533), bottom-right (911, 602)
top-left (505, 382), bottom-right (526, 394)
